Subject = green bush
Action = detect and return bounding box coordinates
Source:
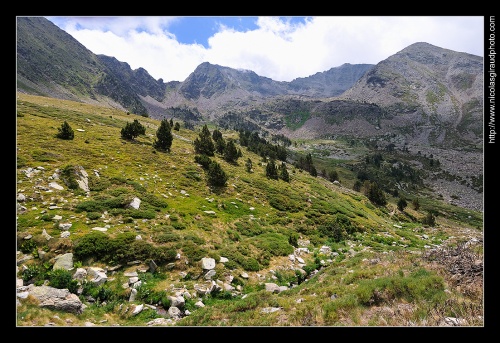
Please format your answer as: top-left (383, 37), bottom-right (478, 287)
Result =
top-left (153, 232), bottom-right (180, 244)
top-left (60, 165), bottom-right (80, 190)
top-left (268, 194), bottom-right (300, 212)
top-left (88, 175), bottom-right (111, 191)
top-left (75, 200), bottom-right (104, 213)
top-left (226, 229), bottom-right (241, 242)
top-left (21, 264), bottom-right (42, 283)
top-left (180, 240), bottom-right (208, 262)
top-left (124, 240), bottom-right (154, 261)
top-left (141, 193), bottom-right (169, 209)
top-left (73, 231), bottom-right (113, 261)
top-left (169, 221), bottom-right (185, 230)
top-left (40, 214), bottom-right (53, 221)
top-left (19, 239), bottom-right (37, 254)
top-left (48, 268), bottom-right (79, 294)
top-left (121, 119), bottom-right (146, 140)
top-left (151, 246), bottom-right (178, 263)
top-left (81, 281), bottom-right (118, 303)
top-left (194, 154), bottom-right (212, 169)
top-left (86, 212), bottom-right (101, 220)
top-left (252, 233), bottom-right (294, 256)
top-left (234, 220), bottom-right (263, 237)
top-left (318, 214), bottom-right (357, 242)
top-left (355, 268), bottom-right (445, 305)
top-left (239, 257), bottom-right (261, 271)
top-left (185, 234), bottom-right (205, 245)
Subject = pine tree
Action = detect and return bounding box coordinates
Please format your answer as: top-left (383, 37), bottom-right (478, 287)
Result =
top-left (279, 162), bottom-right (290, 182)
top-left (353, 180), bottom-right (362, 192)
top-left (215, 137), bottom-right (226, 155)
top-left (266, 159), bottom-right (279, 180)
top-left (208, 161), bottom-right (228, 187)
top-left (328, 170), bottom-right (339, 182)
top-left (412, 198), bottom-right (420, 210)
top-left (422, 211), bottom-right (436, 226)
top-left (397, 197), bottom-right (407, 211)
top-left (193, 124), bottom-right (215, 156)
top-left (56, 121), bottom-right (74, 140)
top-left (121, 119), bottom-right (146, 140)
top-left (153, 119), bottom-right (173, 152)
top-left (245, 158), bottom-right (253, 172)
top-left (223, 139), bottom-right (239, 163)
top-left (310, 165), bottom-right (317, 177)
top-left (212, 128), bottom-right (223, 141)
top-left (365, 181), bottom-right (387, 206)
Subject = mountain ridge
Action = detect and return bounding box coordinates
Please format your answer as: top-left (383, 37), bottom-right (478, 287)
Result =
top-left (16, 16), bottom-right (484, 212)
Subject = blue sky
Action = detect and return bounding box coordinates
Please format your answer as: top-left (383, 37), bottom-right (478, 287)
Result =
top-left (43, 16), bottom-right (484, 83)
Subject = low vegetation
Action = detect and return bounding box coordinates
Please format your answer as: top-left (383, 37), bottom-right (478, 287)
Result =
top-left (16, 93), bottom-right (483, 327)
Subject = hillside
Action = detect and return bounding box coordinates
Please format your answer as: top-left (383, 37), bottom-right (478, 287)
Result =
top-left (337, 42), bottom-right (483, 147)
top-left (16, 16), bottom-right (158, 116)
top-left (16, 93), bottom-right (483, 327)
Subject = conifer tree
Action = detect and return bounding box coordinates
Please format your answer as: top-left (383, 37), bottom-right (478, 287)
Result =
top-left (56, 121), bottom-right (74, 140)
top-left (215, 137), bottom-right (226, 155)
top-left (223, 139), bottom-right (239, 163)
top-left (212, 128), bottom-right (223, 142)
top-left (153, 119), bottom-right (173, 152)
top-left (193, 124), bottom-right (215, 156)
top-left (266, 159), bottom-right (279, 180)
top-left (245, 158), bottom-right (253, 172)
top-left (279, 162), bottom-right (290, 182)
top-left (121, 119), bottom-right (146, 140)
top-left (328, 170), bottom-right (339, 182)
top-left (365, 181), bottom-right (387, 206)
top-left (397, 197), bottom-right (407, 211)
top-left (208, 161), bottom-right (228, 187)
top-left (412, 198), bottom-right (420, 210)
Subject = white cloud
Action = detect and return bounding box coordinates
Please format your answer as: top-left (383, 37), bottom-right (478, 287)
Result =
top-left (50, 16), bottom-right (484, 82)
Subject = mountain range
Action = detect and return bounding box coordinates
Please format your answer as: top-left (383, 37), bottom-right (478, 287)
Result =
top-left (16, 16), bottom-right (484, 212)
top-left (17, 17), bottom-right (483, 147)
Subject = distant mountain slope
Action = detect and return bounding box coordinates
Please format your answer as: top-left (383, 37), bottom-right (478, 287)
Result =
top-left (17, 17), bottom-right (374, 120)
top-left (337, 42), bottom-right (483, 146)
top-left (16, 16), bottom-right (102, 101)
top-left (16, 18), bottom-right (484, 151)
top-left (16, 16), bottom-right (156, 116)
top-left (288, 63), bottom-right (374, 97)
top-left (160, 62), bottom-right (374, 118)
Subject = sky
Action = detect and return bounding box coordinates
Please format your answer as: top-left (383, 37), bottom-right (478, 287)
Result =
top-left (44, 16), bottom-right (485, 83)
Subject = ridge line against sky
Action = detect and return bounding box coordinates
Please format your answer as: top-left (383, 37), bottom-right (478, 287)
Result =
top-left (43, 16), bottom-right (485, 83)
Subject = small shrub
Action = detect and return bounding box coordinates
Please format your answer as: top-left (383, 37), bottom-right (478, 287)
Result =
top-left (154, 232), bottom-right (180, 244)
top-left (151, 246), bottom-right (178, 263)
top-left (55, 121), bottom-right (74, 140)
top-left (48, 268), bottom-right (79, 294)
top-left (21, 264), bottom-right (42, 283)
top-left (73, 231), bottom-right (113, 261)
top-left (86, 212), bottom-right (101, 220)
top-left (19, 239), bottom-right (37, 254)
top-left (60, 165), bottom-right (80, 190)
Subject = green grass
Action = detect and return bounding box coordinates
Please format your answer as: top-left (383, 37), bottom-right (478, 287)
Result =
top-left (16, 93), bottom-right (483, 327)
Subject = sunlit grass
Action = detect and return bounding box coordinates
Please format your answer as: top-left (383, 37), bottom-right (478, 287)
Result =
top-left (16, 93), bottom-right (483, 327)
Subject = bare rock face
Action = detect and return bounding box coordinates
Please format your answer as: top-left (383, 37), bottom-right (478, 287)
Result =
top-left (27, 285), bottom-right (86, 314)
